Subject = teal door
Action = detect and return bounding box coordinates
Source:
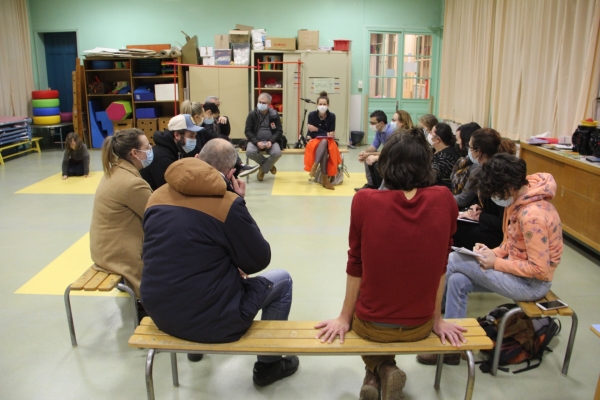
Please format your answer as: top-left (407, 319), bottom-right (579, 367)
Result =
top-left (366, 31), bottom-right (435, 142)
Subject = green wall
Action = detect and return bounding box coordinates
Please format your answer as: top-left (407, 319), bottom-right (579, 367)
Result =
top-left (28, 0), bottom-right (443, 96)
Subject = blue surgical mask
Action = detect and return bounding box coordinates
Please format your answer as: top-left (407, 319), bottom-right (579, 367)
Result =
top-left (491, 196), bottom-right (514, 208)
top-left (138, 148), bottom-right (154, 168)
top-left (204, 117), bottom-right (214, 125)
top-left (468, 148), bottom-right (479, 165)
top-left (257, 103), bottom-right (268, 112)
top-left (182, 138), bottom-right (196, 153)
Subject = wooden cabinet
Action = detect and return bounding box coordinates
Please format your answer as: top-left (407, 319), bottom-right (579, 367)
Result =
top-left (520, 143), bottom-right (600, 252)
top-left (188, 66), bottom-right (249, 140)
top-left (83, 57), bottom-right (184, 148)
top-left (250, 50), bottom-right (352, 146)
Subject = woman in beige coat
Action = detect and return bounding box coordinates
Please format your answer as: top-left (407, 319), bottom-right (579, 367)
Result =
top-left (90, 129), bottom-right (153, 298)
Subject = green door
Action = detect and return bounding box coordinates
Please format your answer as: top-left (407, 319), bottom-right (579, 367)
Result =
top-left (366, 31), bottom-right (435, 142)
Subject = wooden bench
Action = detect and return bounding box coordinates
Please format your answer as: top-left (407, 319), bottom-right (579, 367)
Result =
top-left (129, 317), bottom-right (493, 400)
top-left (0, 137), bottom-right (42, 165)
top-left (239, 147), bottom-right (350, 182)
top-left (64, 266), bottom-right (138, 346)
top-left (491, 290), bottom-right (578, 376)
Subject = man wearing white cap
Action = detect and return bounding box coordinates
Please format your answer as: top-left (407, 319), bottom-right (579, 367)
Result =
top-left (141, 114), bottom-right (201, 190)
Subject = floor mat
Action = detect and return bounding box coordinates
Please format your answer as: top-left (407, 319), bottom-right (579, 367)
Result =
top-left (16, 172), bottom-right (102, 194)
top-left (271, 171), bottom-right (365, 196)
top-left (15, 233), bottom-right (125, 296)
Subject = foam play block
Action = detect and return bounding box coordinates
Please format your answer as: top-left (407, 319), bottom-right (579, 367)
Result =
top-left (106, 101), bottom-right (132, 121)
top-left (33, 115), bottom-right (61, 125)
top-left (89, 101), bottom-right (108, 148)
top-left (95, 111), bottom-right (114, 134)
top-left (32, 89), bottom-right (59, 99)
top-left (33, 107), bottom-right (60, 116)
top-left (32, 99), bottom-right (60, 108)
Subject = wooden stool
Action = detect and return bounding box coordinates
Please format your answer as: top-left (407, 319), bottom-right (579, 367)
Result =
top-left (64, 266), bottom-right (139, 346)
top-left (491, 290), bottom-right (578, 376)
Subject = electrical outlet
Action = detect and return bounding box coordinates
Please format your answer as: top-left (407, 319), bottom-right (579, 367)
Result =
top-left (358, 80), bottom-right (363, 89)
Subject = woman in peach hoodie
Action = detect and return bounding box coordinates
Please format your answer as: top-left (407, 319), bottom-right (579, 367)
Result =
top-left (418, 153), bottom-right (563, 365)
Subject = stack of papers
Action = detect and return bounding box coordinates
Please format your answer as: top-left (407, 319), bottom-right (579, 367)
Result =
top-left (83, 47), bottom-right (158, 58)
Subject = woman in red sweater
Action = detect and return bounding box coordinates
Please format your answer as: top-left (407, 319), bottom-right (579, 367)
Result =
top-left (316, 128), bottom-right (467, 400)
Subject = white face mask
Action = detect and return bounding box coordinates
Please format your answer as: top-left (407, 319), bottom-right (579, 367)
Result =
top-left (369, 123), bottom-right (378, 132)
top-left (317, 105), bottom-right (328, 114)
top-left (427, 133), bottom-right (435, 146)
top-left (468, 148), bottom-right (479, 165)
top-left (257, 103), bottom-right (268, 112)
top-left (491, 196), bottom-right (514, 208)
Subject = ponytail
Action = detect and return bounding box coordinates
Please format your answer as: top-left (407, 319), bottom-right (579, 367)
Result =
top-left (101, 129), bottom-right (144, 177)
top-left (498, 138), bottom-right (517, 156)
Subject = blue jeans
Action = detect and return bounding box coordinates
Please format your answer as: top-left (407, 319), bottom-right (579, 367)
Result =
top-left (256, 269), bottom-right (293, 363)
top-left (444, 252), bottom-right (552, 319)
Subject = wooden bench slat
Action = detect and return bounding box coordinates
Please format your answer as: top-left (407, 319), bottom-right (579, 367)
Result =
top-left (133, 324), bottom-right (487, 340)
top-left (83, 271), bottom-right (109, 291)
top-left (97, 273), bottom-right (123, 291)
top-left (543, 291), bottom-right (574, 316)
top-left (516, 300), bottom-right (545, 317)
top-left (69, 267), bottom-right (99, 291)
top-left (128, 334), bottom-right (492, 354)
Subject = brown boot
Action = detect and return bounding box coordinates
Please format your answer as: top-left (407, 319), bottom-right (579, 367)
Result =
top-left (377, 361), bottom-right (406, 400)
top-left (309, 163), bottom-right (318, 177)
top-left (321, 175), bottom-right (334, 190)
top-left (359, 367), bottom-right (379, 400)
top-left (257, 168), bottom-right (265, 181)
top-left (270, 165), bottom-right (277, 175)
top-left (416, 353), bottom-right (460, 366)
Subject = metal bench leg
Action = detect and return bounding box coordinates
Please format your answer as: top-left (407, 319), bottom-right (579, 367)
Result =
top-left (117, 283), bottom-right (139, 330)
top-left (491, 307), bottom-right (521, 376)
top-left (246, 154), bottom-right (250, 183)
top-left (64, 285), bottom-right (77, 346)
top-left (561, 311), bottom-right (578, 376)
top-left (464, 350), bottom-right (475, 400)
top-left (434, 353), bottom-right (443, 389)
top-left (146, 349), bottom-right (156, 400)
top-left (171, 353), bottom-right (179, 387)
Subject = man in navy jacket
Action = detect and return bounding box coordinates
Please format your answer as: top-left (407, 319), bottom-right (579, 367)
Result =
top-left (140, 139), bottom-right (299, 387)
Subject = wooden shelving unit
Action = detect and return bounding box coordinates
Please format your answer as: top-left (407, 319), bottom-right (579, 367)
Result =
top-left (83, 56), bottom-right (184, 148)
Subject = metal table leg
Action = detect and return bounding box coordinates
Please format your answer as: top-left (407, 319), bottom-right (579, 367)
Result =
top-left (117, 283), bottom-right (139, 330)
top-left (171, 353), bottom-right (179, 387)
top-left (561, 311), bottom-right (578, 376)
top-left (146, 349), bottom-right (157, 400)
top-left (434, 353), bottom-right (443, 389)
top-left (63, 285), bottom-right (77, 346)
top-left (464, 350), bottom-right (476, 400)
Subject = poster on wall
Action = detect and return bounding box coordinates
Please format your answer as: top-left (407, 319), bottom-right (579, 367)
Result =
top-left (312, 77), bottom-right (340, 94)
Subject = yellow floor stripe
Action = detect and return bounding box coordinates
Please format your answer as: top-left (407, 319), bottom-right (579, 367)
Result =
top-left (271, 171), bottom-right (366, 196)
top-left (16, 172), bottom-right (102, 194)
top-left (15, 233), bottom-right (125, 297)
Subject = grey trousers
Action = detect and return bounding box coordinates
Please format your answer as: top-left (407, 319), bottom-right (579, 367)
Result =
top-left (246, 142), bottom-right (282, 173)
top-left (364, 161), bottom-right (373, 185)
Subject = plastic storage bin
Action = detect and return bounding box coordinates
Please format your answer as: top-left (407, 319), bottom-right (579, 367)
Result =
top-left (333, 40), bottom-right (351, 51)
top-left (214, 49), bottom-right (232, 65)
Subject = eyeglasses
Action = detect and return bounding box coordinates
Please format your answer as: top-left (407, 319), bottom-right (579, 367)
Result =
top-left (369, 121), bottom-right (378, 125)
top-left (463, 144), bottom-right (471, 150)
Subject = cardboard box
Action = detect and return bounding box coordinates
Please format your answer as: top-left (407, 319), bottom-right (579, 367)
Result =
top-left (155, 83), bottom-right (179, 101)
top-left (158, 116), bottom-right (172, 131)
top-left (236, 24), bottom-right (254, 32)
top-left (298, 30), bottom-right (319, 50)
top-left (214, 34), bottom-right (229, 49)
top-left (202, 56), bottom-right (215, 66)
top-left (265, 37), bottom-right (296, 51)
top-left (199, 46), bottom-right (213, 57)
top-left (229, 29), bottom-right (250, 43)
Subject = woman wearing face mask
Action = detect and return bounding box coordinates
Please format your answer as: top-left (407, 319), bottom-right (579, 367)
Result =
top-left (392, 110), bottom-right (415, 131)
top-left (453, 128), bottom-right (514, 250)
top-left (90, 129), bottom-right (153, 302)
top-left (304, 91), bottom-right (342, 190)
top-left (418, 114), bottom-right (439, 137)
top-left (451, 122), bottom-right (482, 207)
top-left (430, 123), bottom-right (460, 189)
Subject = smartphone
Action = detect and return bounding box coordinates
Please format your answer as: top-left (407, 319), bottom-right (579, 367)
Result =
top-left (536, 300), bottom-right (568, 310)
top-left (586, 156), bottom-right (600, 163)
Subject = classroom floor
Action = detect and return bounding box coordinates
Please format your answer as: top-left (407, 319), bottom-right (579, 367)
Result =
top-left (1, 146), bottom-right (599, 400)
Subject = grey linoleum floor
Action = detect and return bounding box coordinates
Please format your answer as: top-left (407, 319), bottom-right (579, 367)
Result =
top-left (0, 144), bottom-right (599, 400)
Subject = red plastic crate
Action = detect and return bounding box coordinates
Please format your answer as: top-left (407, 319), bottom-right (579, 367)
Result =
top-left (333, 40), bottom-right (351, 51)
